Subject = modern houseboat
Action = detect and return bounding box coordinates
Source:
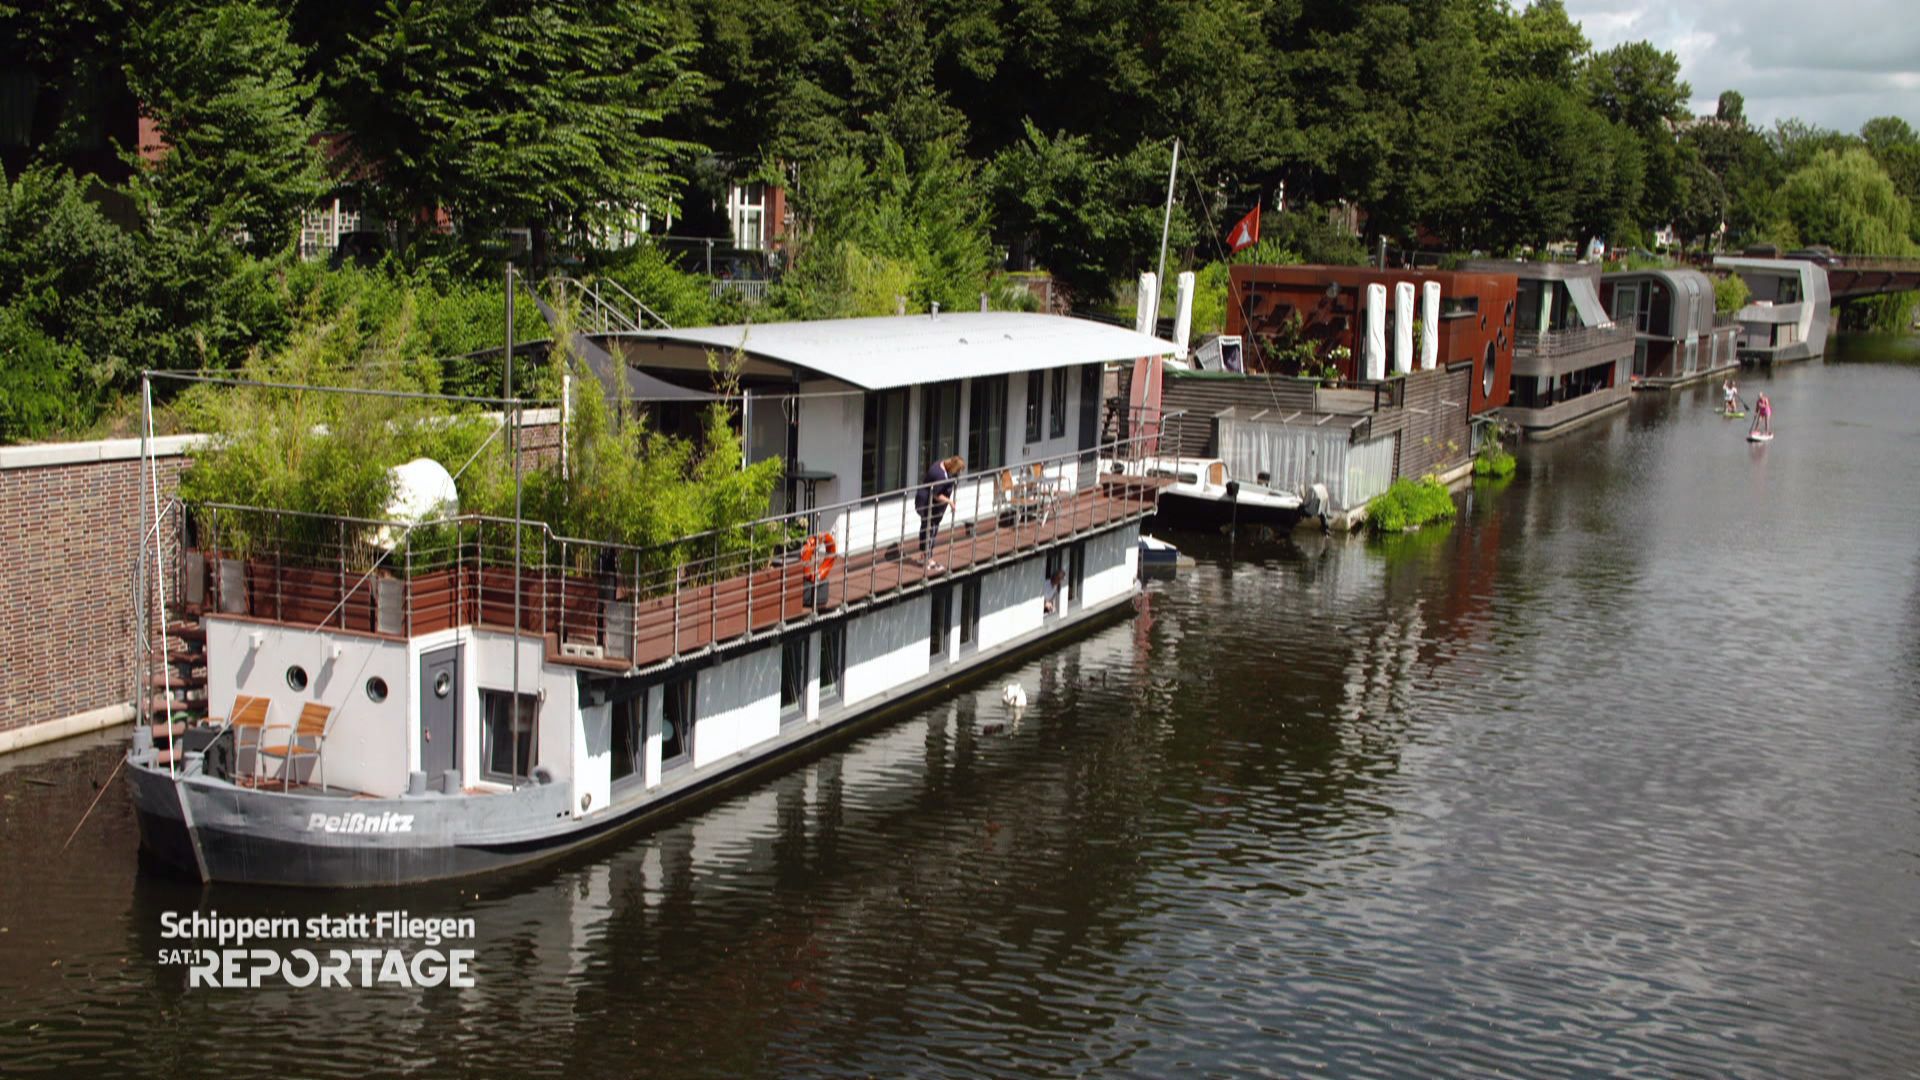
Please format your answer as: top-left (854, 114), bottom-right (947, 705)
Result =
top-left (1103, 263), bottom-right (1496, 533)
top-left (1226, 264), bottom-right (1516, 415)
top-left (124, 312), bottom-right (1175, 887)
top-left (1600, 267), bottom-right (1740, 389)
top-left (1711, 255), bottom-right (1832, 366)
top-left (1464, 260), bottom-right (1634, 438)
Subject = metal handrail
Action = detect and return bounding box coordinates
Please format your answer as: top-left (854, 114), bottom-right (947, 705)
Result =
top-left (545, 276), bottom-right (674, 333)
top-left (1514, 322), bottom-right (1635, 358)
top-left (183, 432), bottom-right (1168, 667)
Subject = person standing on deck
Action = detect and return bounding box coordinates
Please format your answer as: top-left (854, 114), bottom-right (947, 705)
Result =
top-left (915, 455), bottom-right (964, 572)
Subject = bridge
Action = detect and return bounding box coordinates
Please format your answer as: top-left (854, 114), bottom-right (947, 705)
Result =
top-left (1748, 252), bottom-right (1920, 302)
top-left (1813, 255), bottom-right (1920, 301)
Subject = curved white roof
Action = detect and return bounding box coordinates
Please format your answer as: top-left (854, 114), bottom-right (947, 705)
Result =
top-left (615, 312), bottom-right (1176, 390)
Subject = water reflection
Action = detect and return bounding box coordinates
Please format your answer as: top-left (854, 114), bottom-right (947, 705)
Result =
top-left (3, 346), bottom-right (1920, 1076)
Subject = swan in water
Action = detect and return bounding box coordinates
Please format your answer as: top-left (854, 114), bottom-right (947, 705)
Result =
top-left (1001, 682), bottom-right (1027, 710)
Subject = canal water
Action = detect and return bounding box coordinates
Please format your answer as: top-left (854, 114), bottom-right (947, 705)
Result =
top-left (3, 338), bottom-right (1918, 1077)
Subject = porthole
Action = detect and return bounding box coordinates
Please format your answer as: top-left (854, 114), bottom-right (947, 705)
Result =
top-left (1483, 343), bottom-right (1497, 398)
top-left (286, 665), bottom-right (309, 692)
top-left (434, 672), bottom-right (452, 698)
top-left (366, 676), bottom-right (389, 703)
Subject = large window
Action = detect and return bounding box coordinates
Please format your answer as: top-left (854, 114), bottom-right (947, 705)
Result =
top-left (861, 389), bottom-right (909, 496)
top-left (1024, 371), bottom-right (1045, 443)
top-left (662, 675), bottom-right (695, 769)
top-left (781, 635), bottom-right (809, 724)
top-left (967, 376), bottom-right (1007, 469)
top-left (612, 697), bottom-right (641, 783)
top-left (481, 690), bottom-right (538, 783)
top-left (1049, 368), bottom-right (1069, 439)
top-left (819, 625), bottom-right (845, 701)
top-left (919, 380), bottom-right (961, 478)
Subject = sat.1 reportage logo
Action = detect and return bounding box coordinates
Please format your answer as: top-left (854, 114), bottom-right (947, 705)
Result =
top-left (156, 910), bottom-right (477, 989)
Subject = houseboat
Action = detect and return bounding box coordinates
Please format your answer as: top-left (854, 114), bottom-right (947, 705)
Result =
top-left (1463, 260), bottom-right (1634, 439)
top-left (1226, 264), bottom-right (1516, 416)
top-left (1600, 267), bottom-right (1740, 389)
top-left (1104, 264), bottom-right (1495, 532)
top-left (124, 312), bottom-right (1176, 887)
top-left (1711, 255), bottom-right (1832, 366)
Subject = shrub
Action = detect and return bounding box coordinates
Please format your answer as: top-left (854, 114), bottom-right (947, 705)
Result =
top-left (1473, 446), bottom-right (1517, 478)
top-left (1712, 273), bottom-right (1750, 315)
top-left (1367, 476), bottom-right (1457, 535)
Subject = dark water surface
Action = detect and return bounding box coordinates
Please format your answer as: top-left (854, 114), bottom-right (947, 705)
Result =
top-left (4, 340), bottom-right (1919, 1078)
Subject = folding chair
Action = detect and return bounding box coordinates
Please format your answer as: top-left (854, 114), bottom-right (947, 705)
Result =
top-left (223, 694), bottom-right (271, 784)
top-left (259, 703), bottom-right (332, 792)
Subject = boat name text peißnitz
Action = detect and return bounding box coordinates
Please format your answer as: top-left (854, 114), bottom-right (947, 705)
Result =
top-left (307, 811), bottom-right (414, 834)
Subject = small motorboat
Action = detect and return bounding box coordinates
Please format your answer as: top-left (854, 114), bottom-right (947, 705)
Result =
top-left (1131, 455), bottom-right (1305, 531)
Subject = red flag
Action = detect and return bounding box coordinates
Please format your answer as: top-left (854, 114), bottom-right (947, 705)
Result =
top-left (1226, 200), bottom-right (1261, 253)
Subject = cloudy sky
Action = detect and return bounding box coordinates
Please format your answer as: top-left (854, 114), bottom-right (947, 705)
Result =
top-left (1561, 0), bottom-right (1920, 134)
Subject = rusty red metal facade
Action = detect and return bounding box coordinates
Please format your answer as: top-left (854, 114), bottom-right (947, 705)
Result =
top-left (1225, 265), bottom-right (1519, 413)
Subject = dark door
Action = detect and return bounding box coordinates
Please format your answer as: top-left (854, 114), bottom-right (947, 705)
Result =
top-left (1078, 364), bottom-right (1102, 450)
top-left (420, 646), bottom-right (461, 778)
top-left (1068, 541), bottom-right (1087, 612)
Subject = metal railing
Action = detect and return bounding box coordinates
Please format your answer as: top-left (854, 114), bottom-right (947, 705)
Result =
top-left (181, 432), bottom-right (1169, 673)
top-left (546, 276), bottom-right (674, 332)
top-left (1514, 321), bottom-right (1635, 358)
top-left (710, 278), bottom-right (770, 303)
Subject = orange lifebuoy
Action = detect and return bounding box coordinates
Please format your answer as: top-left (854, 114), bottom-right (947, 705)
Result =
top-left (800, 533), bottom-right (838, 582)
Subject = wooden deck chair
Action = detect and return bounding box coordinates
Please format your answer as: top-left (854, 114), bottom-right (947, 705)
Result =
top-left (993, 469), bottom-right (1017, 520)
top-left (1027, 462), bottom-right (1059, 523)
top-left (260, 703), bottom-right (331, 792)
top-left (223, 694), bottom-right (271, 784)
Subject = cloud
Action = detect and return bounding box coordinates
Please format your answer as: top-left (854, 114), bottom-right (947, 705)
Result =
top-left (1561, 0), bottom-right (1920, 132)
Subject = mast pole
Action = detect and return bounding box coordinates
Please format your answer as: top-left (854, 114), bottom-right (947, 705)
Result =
top-left (507, 263), bottom-right (523, 790)
top-left (1154, 138), bottom-right (1181, 323)
top-left (136, 374), bottom-right (150, 757)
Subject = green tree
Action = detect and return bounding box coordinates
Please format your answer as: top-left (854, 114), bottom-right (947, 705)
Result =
top-left (1681, 105), bottom-right (1781, 247)
top-left (986, 122), bottom-right (1186, 304)
top-left (1582, 41), bottom-right (1691, 239)
top-left (0, 164), bottom-right (151, 436)
top-left (124, 1), bottom-right (327, 255)
top-left (779, 138), bottom-right (994, 316)
top-left (1477, 80), bottom-right (1627, 252)
top-left (1859, 116), bottom-right (1920, 236)
top-left (335, 0), bottom-right (708, 264)
top-left (1779, 147), bottom-right (1913, 255)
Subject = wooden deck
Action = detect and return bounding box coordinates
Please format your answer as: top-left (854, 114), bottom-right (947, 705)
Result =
top-left (617, 474), bottom-right (1160, 667)
top-left (195, 475), bottom-right (1166, 672)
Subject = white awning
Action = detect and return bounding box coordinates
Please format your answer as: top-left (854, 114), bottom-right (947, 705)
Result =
top-left (608, 312), bottom-right (1177, 390)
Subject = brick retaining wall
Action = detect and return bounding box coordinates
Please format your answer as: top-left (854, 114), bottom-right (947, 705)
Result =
top-left (0, 448), bottom-right (188, 735)
top-left (0, 416), bottom-right (562, 744)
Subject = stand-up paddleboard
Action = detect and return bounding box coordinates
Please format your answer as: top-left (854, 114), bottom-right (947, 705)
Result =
top-left (1722, 410), bottom-right (1746, 418)
top-left (1748, 431), bottom-right (1773, 442)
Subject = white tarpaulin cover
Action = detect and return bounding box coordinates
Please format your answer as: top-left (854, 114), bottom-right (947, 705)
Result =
top-left (1394, 282), bottom-right (1415, 374)
top-left (1421, 281), bottom-right (1441, 370)
top-left (1217, 420), bottom-right (1397, 511)
top-left (1365, 284), bottom-right (1387, 381)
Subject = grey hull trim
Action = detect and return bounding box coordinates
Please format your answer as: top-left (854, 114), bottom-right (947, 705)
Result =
top-left (128, 589), bottom-right (1140, 888)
